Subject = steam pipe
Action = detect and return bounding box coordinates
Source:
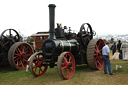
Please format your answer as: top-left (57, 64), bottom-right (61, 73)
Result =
top-left (48, 4), bottom-right (56, 39)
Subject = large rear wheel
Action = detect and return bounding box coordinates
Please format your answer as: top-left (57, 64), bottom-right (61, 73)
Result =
top-left (57, 52), bottom-right (75, 80)
top-left (8, 42), bottom-right (34, 70)
top-left (87, 39), bottom-right (105, 70)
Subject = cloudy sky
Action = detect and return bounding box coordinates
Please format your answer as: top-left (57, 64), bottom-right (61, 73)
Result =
top-left (0, 0), bottom-right (128, 37)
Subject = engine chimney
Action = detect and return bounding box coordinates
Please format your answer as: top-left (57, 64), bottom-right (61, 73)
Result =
top-left (48, 4), bottom-right (56, 39)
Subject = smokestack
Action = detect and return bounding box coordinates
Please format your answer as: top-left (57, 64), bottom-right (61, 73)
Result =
top-left (48, 4), bottom-right (56, 39)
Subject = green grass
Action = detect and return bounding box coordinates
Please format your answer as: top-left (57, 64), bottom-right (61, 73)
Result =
top-left (0, 60), bottom-right (128, 85)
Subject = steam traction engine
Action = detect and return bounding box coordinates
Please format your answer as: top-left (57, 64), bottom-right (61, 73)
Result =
top-left (29, 4), bottom-right (105, 80)
top-left (0, 29), bottom-right (34, 70)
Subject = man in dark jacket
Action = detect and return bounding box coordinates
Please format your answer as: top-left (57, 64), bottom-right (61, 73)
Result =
top-left (117, 40), bottom-right (122, 59)
top-left (117, 40), bottom-right (122, 53)
top-left (111, 42), bottom-right (116, 55)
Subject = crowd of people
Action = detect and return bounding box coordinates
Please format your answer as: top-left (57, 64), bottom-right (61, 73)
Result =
top-left (102, 40), bottom-right (128, 75)
top-left (110, 40), bottom-right (128, 60)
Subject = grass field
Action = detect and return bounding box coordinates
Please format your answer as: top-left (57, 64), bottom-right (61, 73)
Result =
top-left (0, 59), bottom-right (128, 85)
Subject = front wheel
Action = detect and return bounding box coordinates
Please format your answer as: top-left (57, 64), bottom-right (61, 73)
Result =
top-left (29, 52), bottom-right (48, 77)
top-left (57, 52), bottom-right (75, 80)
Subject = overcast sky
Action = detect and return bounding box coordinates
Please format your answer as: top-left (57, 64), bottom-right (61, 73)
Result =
top-left (0, 0), bottom-right (128, 37)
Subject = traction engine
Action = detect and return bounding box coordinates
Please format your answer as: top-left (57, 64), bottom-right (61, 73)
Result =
top-left (0, 29), bottom-right (34, 70)
top-left (29, 4), bottom-right (105, 80)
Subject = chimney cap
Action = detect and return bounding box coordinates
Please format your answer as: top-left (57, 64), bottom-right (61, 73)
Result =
top-left (48, 4), bottom-right (56, 7)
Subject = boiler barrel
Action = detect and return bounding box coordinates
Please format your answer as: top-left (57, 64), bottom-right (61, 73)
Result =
top-left (59, 39), bottom-right (79, 53)
top-left (42, 39), bottom-right (79, 57)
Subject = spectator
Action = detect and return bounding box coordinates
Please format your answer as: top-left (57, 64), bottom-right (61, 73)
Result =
top-left (117, 40), bottom-right (122, 59)
top-left (111, 42), bottom-right (117, 55)
top-left (117, 40), bottom-right (122, 53)
top-left (102, 42), bottom-right (114, 75)
top-left (121, 40), bottom-right (128, 60)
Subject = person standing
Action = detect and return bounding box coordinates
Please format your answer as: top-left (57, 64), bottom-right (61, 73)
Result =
top-left (102, 42), bottom-right (114, 75)
top-left (121, 40), bottom-right (128, 60)
top-left (111, 42), bottom-right (117, 59)
top-left (117, 40), bottom-right (122, 52)
top-left (117, 40), bottom-right (122, 59)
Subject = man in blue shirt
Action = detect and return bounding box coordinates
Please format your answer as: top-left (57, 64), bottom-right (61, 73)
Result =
top-left (102, 42), bottom-right (114, 75)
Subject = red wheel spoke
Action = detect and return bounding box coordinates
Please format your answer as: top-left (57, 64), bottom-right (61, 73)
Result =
top-left (22, 47), bottom-right (25, 53)
top-left (20, 60), bottom-right (25, 67)
top-left (70, 67), bottom-right (73, 71)
top-left (40, 67), bottom-right (43, 73)
top-left (94, 53), bottom-right (97, 56)
top-left (39, 68), bottom-right (41, 74)
top-left (35, 55), bottom-right (39, 62)
top-left (95, 56), bottom-right (98, 61)
top-left (24, 50), bottom-right (29, 54)
top-left (23, 58), bottom-right (29, 63)
top-left (24, 47), bottom-right (29, 52)
top-left (17, 48), bottom-right (22, 54)
top-left (99, 49), bottom-right (102, 52)
top-left (25, 54), bottom-right (32, 56)
top-left (62, 66), bottom-right (67, 70)
top-left (66, 68), bottom-right (70, 76)
top-left (63, 56), bottom-right (67, 63)
top-left (14, 57), bottom-right (20, 61)
top-left (95, 45), bottom-right (98, 50)
top-left (95, 55), bottom-right (102, 61)
top-left (99, 56), bottom-right (102, 58)
top-left (16, 60), bottom-right (20, 66)
top-left (15, 48), bottom-right (19, 53)
top-left (69, 56), bottom-right (71, 62)
top-left (34, 67), bottom-right (37, 72)
top-left (14, 53), bottom-right (20, 56)
top-left (94, 49), bottom-right (98, 53)
top-left (33, 66), bottom-right (37, 69)
top-left (61, 66), bottom-right (67, 75)
top-left (62, 66), bottom-right (67, 74)
top-left (24, 56), bottom-right (28, 59)
top-left (39, 67), bottom-right (43, 74)
top-left (40, 57), bottom-right (44, 62)
top-left (96, 60), bottom-right (102, 67)
top-left (14, 56), bottom-right (19, 59)
top-left (65, 54), bottom-right (68, 58)
top-left (20, 45), bottom-right (24, 52)
top-left (61, 62), bottom-right (65, 66)
top-left (98, 42), bottom-right (101, 48)
top-left (22, 59), bottom-right (24, 64)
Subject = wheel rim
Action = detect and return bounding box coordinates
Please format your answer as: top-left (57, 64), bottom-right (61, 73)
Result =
top-left (8, 42), bottom-right (34, 69)
top-left (94, 39), bottom-right (105, 70)
top-left (29, 52), bottom-right (48, 77)
top-left (57, 52), bottom-right (75, 80)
